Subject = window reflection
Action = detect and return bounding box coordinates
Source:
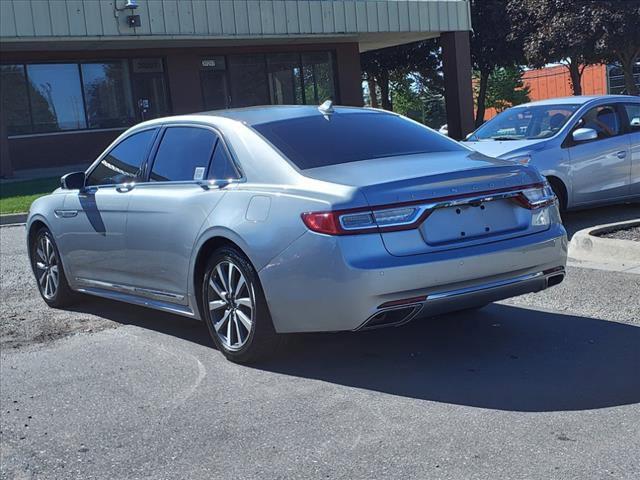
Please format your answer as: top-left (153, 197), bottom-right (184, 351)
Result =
top-left (26, 64), bottom-right (87, 132)
top-left (267, 53), bottom-right (303, 105)
top-left (228, 55), bottom-right (269, 107)
top-left (81, 61), bottom-right (134, 128)
top-left (0, 65), bottom-right (31, 135)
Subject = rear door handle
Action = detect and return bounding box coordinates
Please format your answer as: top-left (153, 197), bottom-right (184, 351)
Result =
top-left (116, 183), bottom-right (135, 193)
top-left (616, 150), bottom-right (627, 159)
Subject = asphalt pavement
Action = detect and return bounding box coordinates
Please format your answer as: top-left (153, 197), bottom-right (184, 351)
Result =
top-left (1, 207), bottom-right (639, 480)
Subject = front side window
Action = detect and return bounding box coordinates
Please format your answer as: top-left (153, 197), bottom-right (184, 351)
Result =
top-left (472, 104), bottom-right (579, 140)
top-left (577, 105), bottom-right (621, 138)
top-left (26, 64), bottom-right (87, 132)
top-left (86, 129), bottom-right (157, 186)
top-left (150, 127), bottom-right (218, 182)
top-left (253, 112), bottom-right (465, 170)
top-left (81, 61), bottom-right (135, 129)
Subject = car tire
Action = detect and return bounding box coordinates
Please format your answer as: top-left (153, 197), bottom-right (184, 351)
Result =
top-left (201, 246), bottom-right (281, 363)
top-left (30, 226), bottom-right (77, 308)
top-left (547, 178), bottom-right (567, 212)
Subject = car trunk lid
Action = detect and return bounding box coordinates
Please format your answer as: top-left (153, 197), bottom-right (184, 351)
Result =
top-left (303, 151), bottom-right (550, 256)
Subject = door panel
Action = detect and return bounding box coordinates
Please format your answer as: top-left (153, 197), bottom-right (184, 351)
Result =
top-left (59, 187), bottom-right (131, 286)
top-left (568, 104), bottom-right (630, 205)
top-left (630, 132), bottom-right (640, 196)
top-left (124, 184), bottom-right (226, 302)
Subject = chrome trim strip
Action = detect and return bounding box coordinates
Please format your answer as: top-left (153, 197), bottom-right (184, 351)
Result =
top-left (75, 277), bottom-right (185, 302)
top-left (76, 287), bottom-right (195, 318)
top-left (340, 189), bottom-right (542, 232)
top-left (427, 271), bottom-right (546, 301)
top-left (54, 209), bottom-right (78, 218)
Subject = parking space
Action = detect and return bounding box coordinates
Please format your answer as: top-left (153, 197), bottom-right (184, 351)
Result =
top-left (1, 204), bottom-right (639, 479)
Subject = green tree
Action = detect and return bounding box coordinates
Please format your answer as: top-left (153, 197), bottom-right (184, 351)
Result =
top-left (361, 39), bottom-right (441, 111)
top-left (591, 1), bottom-right (640, 95)
top-left (470, 0), bottom-right (525, 127)
top-left (481, 66), bottom-right (531, 114)
top-left (507, 0), bottom-right (602, 96)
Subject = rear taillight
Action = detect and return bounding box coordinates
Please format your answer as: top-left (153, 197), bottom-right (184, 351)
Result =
top-left (301, 205), bottom-right (428, 235)
top-left (519, 184), bottom-right (556, 209)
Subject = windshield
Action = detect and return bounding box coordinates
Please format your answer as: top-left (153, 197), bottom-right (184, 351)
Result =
top-left (252, 112), bottom-right (465, 170)
top-left (471, 104), bottom-right (580, 141)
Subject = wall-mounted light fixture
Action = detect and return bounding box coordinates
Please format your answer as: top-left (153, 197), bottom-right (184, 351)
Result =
top-left (114, 0), bottom-right (140, 28)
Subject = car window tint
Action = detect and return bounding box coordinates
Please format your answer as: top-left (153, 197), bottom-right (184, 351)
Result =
top-left (252, 112), bottom-right (465, 170)
top-left (578, 105), bottom-right (621, 138)
top-left (150, 127), bottom-right (218, 182)
top-left (86, 129), bottom-right (156, 186)
top-left (208, 142), bottom-right (240, 180)
top-left (623, 103), bottom-right (640, 132)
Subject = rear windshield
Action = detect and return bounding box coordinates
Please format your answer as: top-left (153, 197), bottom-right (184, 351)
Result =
top-left (252, 112), bottom-right (464, 169)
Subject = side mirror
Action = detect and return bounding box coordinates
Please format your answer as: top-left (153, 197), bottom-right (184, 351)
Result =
top-left (60, 171), bottom-right (86, 190)
top-left (630, 117), bottom-right (640, 127)
top-left (572, 127), bottom-right (598, 143)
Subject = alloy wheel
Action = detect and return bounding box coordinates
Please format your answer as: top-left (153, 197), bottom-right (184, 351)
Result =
top-left (34, 234), bottom-right (59, 300)
top-left (207, 260), bottom-right (254, 351)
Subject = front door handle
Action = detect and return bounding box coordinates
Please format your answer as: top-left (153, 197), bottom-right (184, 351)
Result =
top-left (616, 150), bottom-right (627, 159)
top-left (116, 183), bottom-right (135, 193)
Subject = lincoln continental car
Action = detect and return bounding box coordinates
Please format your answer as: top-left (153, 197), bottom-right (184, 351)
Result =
top-left (27, 105), bottom-right (567, 362)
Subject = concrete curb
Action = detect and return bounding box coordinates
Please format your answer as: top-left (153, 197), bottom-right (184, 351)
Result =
top-left (0, 213), bottom-right (27, 226)
top-left (569, 219), bottom-right (640, 267)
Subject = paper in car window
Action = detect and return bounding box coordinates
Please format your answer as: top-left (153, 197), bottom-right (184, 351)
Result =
top-left (194, 167), bottom-right (205, 180)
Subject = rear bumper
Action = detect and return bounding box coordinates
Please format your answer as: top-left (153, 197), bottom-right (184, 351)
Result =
top-left (359, 267), bottom-right (564, 330)
top-left (259, 223), bottom-right (567, 333)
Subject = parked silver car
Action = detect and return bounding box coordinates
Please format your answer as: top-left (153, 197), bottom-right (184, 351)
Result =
top-left (465, 95), bottom-right (640, 210)
top-left (27, 105), bottom-right (567, 362)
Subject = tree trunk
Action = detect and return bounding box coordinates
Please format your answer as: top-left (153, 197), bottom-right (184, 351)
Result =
top-left (378, 71), bottom-right (392, 111)
top-left (475, 69), bottom-right (490, 128)
top-left (619, 50), bottom-right (640, 96)
top-left (367, 78), bottom-right (379, 108)
top-left (567, 61), bottom-right (583, 96)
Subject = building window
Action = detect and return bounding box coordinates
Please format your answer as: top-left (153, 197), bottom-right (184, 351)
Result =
top-left (1, 58), bottom-right (168, 136)
top-left (267, 53), bottom-right (303, 105)
top-left (301, 52), bottom-right (335, 105)
top-left (228, 55), bottom-right (270, 108)
top-left (26, 64), bottom-right (87, 132)
top-left (200, 51), bottom-right (337, 109)
top-left (81, 61), bottom-right (135, 129)
top-left (608, 62), bottom-right (640, 95)
top-left (0, 65), bottom-right (31, 135)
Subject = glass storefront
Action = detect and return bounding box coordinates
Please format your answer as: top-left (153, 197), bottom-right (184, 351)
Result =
top-left (1, 58), bottom-right (169, 136)
top-left (201, 51), bottom-right (337, 110)
top-left (1, 50), bottom-right (337, 136)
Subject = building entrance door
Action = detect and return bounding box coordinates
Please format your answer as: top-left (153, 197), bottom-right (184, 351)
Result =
top-left (131, 58), bottom-right (171, 121)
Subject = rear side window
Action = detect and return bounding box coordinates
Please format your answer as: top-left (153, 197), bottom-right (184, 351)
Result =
top-left (252, 112), bottom-right (464, 169)
top-left (150, 127), bottom-right (218, 182)
top-left (623, 103), bottom-right (640, 132)
top-left (208, 142), bottom-right (240, 180)
top-left (86, 129), bottom-right (157, 186)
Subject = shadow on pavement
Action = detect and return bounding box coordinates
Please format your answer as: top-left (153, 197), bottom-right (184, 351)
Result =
top-left (68, 299), bottom-right (640, 413)
top-left (67, 297), bottom-right (214, 348)
top-left (257, 304), bottom-right (640, 413)
top-left (562, 202), bottom-right (640, 239)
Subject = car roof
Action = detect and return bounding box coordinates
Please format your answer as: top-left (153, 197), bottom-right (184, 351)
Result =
top-left (132, 105), bottom-right (392, 131)
top-left (514, 95), bottom-right (639, 108)
top-left (200, 104), bottom-right (389, 125)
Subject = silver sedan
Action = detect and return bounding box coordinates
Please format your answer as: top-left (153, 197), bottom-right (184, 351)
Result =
top-left (465, 95), bottom-right (640, 210)
top-left (27, 105), bottom-right (567, 362)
